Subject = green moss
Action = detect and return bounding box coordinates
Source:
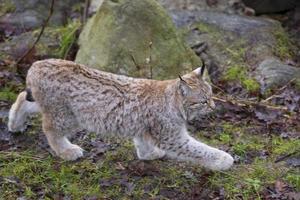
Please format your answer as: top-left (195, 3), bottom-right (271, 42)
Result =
top-left (271, 136), bottom-right (300, 156)
top-left (232, 136), bottom-right (265, 157)
top-left (224, 65), bottom-right (246, 81)
top-left (196, 22), bottom-right (220, 35)
top-left (273, 29), bottom-right (294, 59)
top-left (0, 0), bottom-right (15, 16)
top-left (285, 171), bottom-right (300, 191)
top-left (1, 119), bottom-right (298, 199)
top-left (209, 159), bottom-right (290, 199)
top-left (0, 87), bottom-right (18, 102)
top-left (242, 78), bottom-right (260, 93)
top-left (76, 0), bottom-right (201, 79)
top-left (294, 79), bottom-right (300, 91)
top-left (224, 65), bottom-right (260, 93)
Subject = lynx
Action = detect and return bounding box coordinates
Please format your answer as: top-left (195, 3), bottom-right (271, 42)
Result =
top-left (8, 59), bottom-right (233, 171)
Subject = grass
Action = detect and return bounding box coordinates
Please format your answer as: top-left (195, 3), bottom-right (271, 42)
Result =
top-left (0, 121), bottom-right (299, 199)
top-left (195, 122), bottom-right (300, 199)
top-left (194, 22), bottom-right (261, 94)
top-left (57, 20), bottom-right (81, 59)
top-left (0, 0), bottom-right (15, 16)
top-left (0, 87), bottom-right (18, 102)
top-left (273, 28), bottom-right (295, 60)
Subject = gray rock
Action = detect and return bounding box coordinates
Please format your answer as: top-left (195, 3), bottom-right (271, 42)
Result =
top-left (170, 10), bottom-right (297, 92)
top-left (0, 28), bottom-right (61, 61)
top-left (255, 58), bottom-right (300, 92)
top-left (0, 0), bottom-right (81, 30)
top-left (159, 0), bottom-right (245, 14)
top-left (242, 0), bottom-right (300, 14)
top-left (75, 0), bottom-right (201, 79)
top-left (89, 0), bottom-right (104, 13)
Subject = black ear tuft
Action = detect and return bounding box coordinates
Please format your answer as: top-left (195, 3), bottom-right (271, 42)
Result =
top-left (178, 75), bottom-right (187, 83)
top-left (200, 63), bottom-right (205, 77)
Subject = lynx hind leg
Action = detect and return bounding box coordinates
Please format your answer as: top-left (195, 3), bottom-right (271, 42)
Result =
top-left (42, 114), bottom-right (84, 161)
top-left (134, 133), bottom-right (165, 160)
top-left (8, 91), bottom-right (40, 132)
top-left (160, 131), bottom-right (234, 171)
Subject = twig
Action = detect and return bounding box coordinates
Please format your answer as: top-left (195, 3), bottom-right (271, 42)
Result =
top-left (16, 0), bottom-right (55, 64)
top-left (130, 54), bottom-right (140, 70)
top-left (212, 96), bottom-right (289, 112)
top-left (275, 151), bottom-right (299, 163)
top-left (211, 82), bottom-right (289, 112)
top-left (148, 41), bottom-right (153, 79)
top-left (83, 0), bottom-right (91, 24)
top-left (262, 78), bottom-right (296, 103)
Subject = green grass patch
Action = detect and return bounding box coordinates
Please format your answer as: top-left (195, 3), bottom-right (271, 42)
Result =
top-left (0, 0), bottom-right (15, 16)
top-left (224, 65), bottom-right (260, 93)
top-left (57, 20), bottom-right (81, 59)
top-left (271, 136), bottom-right (300, 156)
top-left (0, 87), bottom-right (18, 102)
top-left (1, 121), bottom-right (299, 199)
top-left (273, 29), bottom-right (294, 60)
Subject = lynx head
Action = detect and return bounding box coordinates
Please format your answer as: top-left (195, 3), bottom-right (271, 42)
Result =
top-left (178, 64), bottom-right (215, 122)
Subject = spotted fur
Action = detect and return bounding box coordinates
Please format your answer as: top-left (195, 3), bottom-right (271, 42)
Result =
top-left (8, 59), bottom-right (233, 171)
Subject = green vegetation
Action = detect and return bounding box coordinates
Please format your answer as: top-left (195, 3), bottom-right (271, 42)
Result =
top-left (294, 79), bottom-right (300, 91)
top-left (273, 28), bottom-right (294, 60)
top-left (0, 87), bottom-right (18, 102)
top-left (194, 22), bottom-right (260, 93)
top-left (195, 122), bottom-right (300, 199)
top-left (0, 0), bottom-right (15, 16)
top-left (0, 119), bottom-right (299, 199)
top-left (196, 22), bottom-right (220, 35)
top-left (57, 21), bottom-right (81, 59)
top-left (224, 65), bottom-right (260, 93)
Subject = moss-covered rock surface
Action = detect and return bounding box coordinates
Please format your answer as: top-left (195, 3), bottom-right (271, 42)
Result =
top-left (172, 11), bottom-right (300, 94)
top-left (75, 0), bottom-right (201, 79)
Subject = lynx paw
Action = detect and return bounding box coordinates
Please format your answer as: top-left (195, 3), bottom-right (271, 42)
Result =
top-left (8, 122), bottom-right (27, 132)
top-left (8, 111), bottom-right (27, 132)
top-left (59, 145), bottom-right (84, 161)
top-left (207, 152), bottom-right (234, 171)
top-left (138, 148), bottom-right (166, 160)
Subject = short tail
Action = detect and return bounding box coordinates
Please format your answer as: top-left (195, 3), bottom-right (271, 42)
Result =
top-left (8, 89), bottom-right (40, 132)
top-left (25, 88), bottom-right (35, 102)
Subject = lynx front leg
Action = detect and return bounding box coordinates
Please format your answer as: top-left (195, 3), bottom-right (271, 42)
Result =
top-left (160, 130), bottom-right (234, 171)
top-left (42, 115), bottom-right (84, 161)
top-left (134, 133), bottom-right (165, 160)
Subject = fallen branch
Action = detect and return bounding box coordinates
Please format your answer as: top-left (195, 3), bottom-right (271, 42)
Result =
top-left (210, 82), bottom-right (290, 112)
top-left (261, 78), bottom-right (296, 103)
top-left (16, 0), bottom-right (55, 64)
top-left (212, 96), bottom-right (289, 112)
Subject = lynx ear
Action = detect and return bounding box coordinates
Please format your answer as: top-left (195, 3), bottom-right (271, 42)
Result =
top-left (178, 75), bottom-right (191, 96)
top-left (193, 63), bottom-right (206, 78)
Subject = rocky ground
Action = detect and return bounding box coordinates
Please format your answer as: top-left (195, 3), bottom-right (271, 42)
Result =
top-left (0, 0), bottom-right (299, 199)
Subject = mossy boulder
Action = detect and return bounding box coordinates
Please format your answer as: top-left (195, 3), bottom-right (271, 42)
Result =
top-left (255, 58), bottom-right (300, 92)
top-left (172, 11), bottom-right (298, 93)
top-left (0, 30), bottom-right (57, 61)
top-left (0, 24), bottom-right (80, 61)
top-left (75, 0), bottom-right (201, 79)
